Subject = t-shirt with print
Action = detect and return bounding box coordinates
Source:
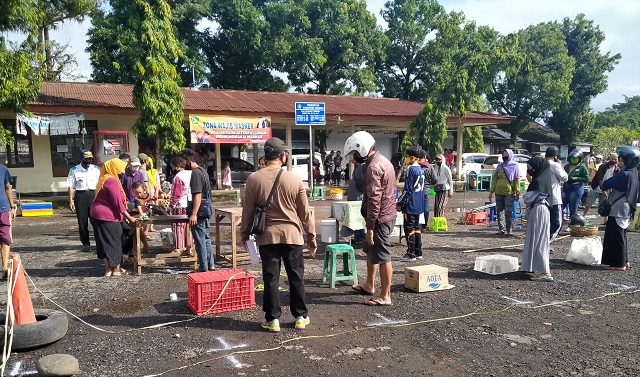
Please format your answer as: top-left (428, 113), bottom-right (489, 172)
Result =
top-left (0, 165), bottom-right (11, 212)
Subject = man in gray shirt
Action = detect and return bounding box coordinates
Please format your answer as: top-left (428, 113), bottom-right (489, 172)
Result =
top-left (545, 147), bottom-right (568, 241)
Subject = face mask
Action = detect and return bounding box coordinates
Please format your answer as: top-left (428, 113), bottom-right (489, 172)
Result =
top-left (609, 160), bottom-right (617, 166)
top-left (570, 158), bottom-right (580, 165)
top-left (81, 161), bottom-right (91, 168)
top-left (404, 156), bottom-right (416, 165)
top-left (502, 155), bottom-right (510, 162)
top-left (437, 161), bottom-right (442, 166)
top-left (353, 152), bottom-right (367, 164)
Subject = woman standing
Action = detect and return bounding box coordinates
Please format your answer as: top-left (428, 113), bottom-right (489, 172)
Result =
top-left (488, 149), bottom-right (520, 235)
top-left (90, 159), bottom-right (136, 277)
top-left (562, 149), bottom-right (589, 219)
top-left (600, 146), bottom-right (639, 271)
top-left (169, 157), bottom-right (192, 254)
top-left (521, 156), bottom-right (553, 282)
top-left (432, 154), bottom-right (453, 217)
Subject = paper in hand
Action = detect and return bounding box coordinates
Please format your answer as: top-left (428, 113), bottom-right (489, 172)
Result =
top-left (245, 238), bottom-right (260, 265)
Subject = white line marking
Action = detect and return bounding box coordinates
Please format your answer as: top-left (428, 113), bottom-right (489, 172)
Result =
top-left (10, 361), bottom-right (21, 376)
top-left (367, 313), bottom-right (408, 326)
top-left (206, 337), bottom-right (247, 368)
top-left (502, 296), bottom-right (534, 305)
top-left (609, 283), bottom-right (636, 291)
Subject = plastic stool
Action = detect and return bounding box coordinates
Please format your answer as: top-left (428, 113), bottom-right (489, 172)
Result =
top-left (485, 201), bottom-right (497, 222)
top-left (322, 244), bottom-right (358, 289)
top-left (465, 212), bottom-right (488, 225)
top-left (513, 200), bottom-right (523, 220)
top-left (312, 187), bottom-right (325, 200)
top-left (428, 217), bottom-right (449, 232)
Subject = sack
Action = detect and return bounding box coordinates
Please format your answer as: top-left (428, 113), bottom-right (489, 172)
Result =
top-left (566, 236), bottom-right (602, 265)
top-left (433, 183), bottom-right (446, 192)
top-left (251, 169), bottom-right (283, 235)
top-left (597, 194), bottom-right (623, 217)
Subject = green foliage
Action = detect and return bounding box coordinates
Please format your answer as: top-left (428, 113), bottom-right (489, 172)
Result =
top-left (547, 14), bottom-right (621, 145)
top-left (592, 127), bottom-right (640, 155)
top-left (594, 96), bottom-right (640, 130)
top-left (463, 126), bottom-right (484, 153)
top-left (265, 0), bottom-right (385, 94)
top-left (130, 0), bottom-right (186, 155)
top-left (88, 0), bottom-right (209, 85)
top-left (409, 99), bottom-right (447, 159)
top-left (202, 0), bottom-right (288, 91)
top-left (489, 22), bottom-right (575, 144)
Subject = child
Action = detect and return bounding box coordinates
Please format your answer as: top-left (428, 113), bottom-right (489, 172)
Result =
top-left (397, 146), bottom-right (426, 261)
top-left (222, 161), bottom-right (232, 190)
top-left (132, 181), bottom-right (155, 252)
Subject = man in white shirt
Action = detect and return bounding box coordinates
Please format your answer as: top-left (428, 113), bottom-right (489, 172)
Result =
top-left (67, 151), bottom-right (101, 252)
top-left (545, 147), bottom-right (568, 241)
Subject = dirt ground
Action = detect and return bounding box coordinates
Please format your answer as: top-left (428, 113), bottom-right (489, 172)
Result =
top-left (2, 191), bottom-right (639, 377)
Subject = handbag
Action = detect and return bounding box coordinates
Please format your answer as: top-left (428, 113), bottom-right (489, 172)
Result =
top-left (597, 193), bottom-right (624, 217)
top-left (250, 169), bottom-right (283, 235)
top-left (433, 183), bottom-right (446, 192)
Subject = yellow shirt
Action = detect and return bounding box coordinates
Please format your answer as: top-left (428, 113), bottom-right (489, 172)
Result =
top-left (490, 168), bottom-right (520, 195)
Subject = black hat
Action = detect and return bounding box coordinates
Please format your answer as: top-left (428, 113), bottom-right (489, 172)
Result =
top-left (545, 146), bottom-right (559, 158)
top-left (264, 137), bottom-right (288, 157)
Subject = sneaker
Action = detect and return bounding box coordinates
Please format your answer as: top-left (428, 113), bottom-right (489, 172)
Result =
top-left (415, 256), bottom-right (424, 260)
top-left (81, 245), bottom-right (91, 252)
top-left (403, 254), bottom-right (417, 261)
top-left (261, 319), bottom-right (280, 333)
top-left (295, 316), bottom-right (310, 330)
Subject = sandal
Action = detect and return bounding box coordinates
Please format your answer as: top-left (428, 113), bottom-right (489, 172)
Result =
top-left (104, 271), bottom-right (112, 277)
top-left (112, 269), bottom-right (130, 276)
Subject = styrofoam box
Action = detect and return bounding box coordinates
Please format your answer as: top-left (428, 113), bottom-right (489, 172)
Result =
top-left (474, 254), bottom-right (519, 275)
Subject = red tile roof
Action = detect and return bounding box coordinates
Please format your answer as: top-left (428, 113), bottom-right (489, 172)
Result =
top-left (30, 81), bottom-right (514, 124)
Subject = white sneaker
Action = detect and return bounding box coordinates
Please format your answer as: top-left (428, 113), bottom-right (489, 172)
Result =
top-left (295, 316), bottom-right (310, 330)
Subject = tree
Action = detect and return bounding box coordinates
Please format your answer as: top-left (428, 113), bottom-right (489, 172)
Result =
top-left (265, 0), bottom-right (386, 95)
top-left (463, 127), bottom-right (484, 153)
top-left (378, 0), bottom-right (444, 100)
top-left (594, 96), bottom-right (640, 130)
top-left (592, 127), bottom-right (640, 155)
top-left (130, 0), bottom-right (185, 156)
top-left (408, 99), bottom-right (447, 159)
top-left (201, 0), bottom-right (288, 91)
top-left (87, 0), bottom-right (210, 85)
top-left (546, 14), bottom-right (621, 145)
top-left (488, 22), bottom-right (575, 144)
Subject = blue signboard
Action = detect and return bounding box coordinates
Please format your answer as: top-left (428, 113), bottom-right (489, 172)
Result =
top-left (295, 102), bottom-right (326, 126)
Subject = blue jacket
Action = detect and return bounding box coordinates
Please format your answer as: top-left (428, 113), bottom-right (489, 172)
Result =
top-left (398, 164), bottom-right (426, 215)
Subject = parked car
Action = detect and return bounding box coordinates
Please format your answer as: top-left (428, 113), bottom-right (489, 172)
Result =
top-left (290, 153), bottom-right (325, 183)
top-left (480, 154), bottom-right (531, 178)
top-left (217, 157), bottom-right (255, 186)
top-left (451, 153), bottom-right (489, 179)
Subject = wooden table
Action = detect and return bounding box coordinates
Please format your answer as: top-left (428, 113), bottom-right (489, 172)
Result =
top-left (215, 206), bottom-right (315, 268)
top-left (134, 215), bottom-right (198, 275)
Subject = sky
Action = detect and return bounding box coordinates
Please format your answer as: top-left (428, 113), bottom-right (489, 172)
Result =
top-left (28, 0), bottom-right (640, 112)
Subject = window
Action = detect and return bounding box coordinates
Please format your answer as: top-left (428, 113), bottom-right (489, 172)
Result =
top-left (50, 120), bottom-right (98, 177)
top-left (0, 119), bottom-right (34, 168)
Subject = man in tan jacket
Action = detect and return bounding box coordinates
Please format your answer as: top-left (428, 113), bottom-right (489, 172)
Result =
top-left (241, 137), bottom-right (316, 333)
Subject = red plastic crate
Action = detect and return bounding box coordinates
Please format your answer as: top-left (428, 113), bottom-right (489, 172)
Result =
top-left (465, 211), bottom-right (488, 225)
top-left (188, 269), bottom-right (256, 315)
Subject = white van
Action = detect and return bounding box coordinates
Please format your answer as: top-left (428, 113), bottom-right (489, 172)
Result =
top-left (289, 153), bottom-right (325, 182)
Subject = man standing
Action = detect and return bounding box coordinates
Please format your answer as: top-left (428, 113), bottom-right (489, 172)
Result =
top-left (179, 148), bottom-right (214, 272)
top-left (344, 131), bottom-right (396, 306)
top-left (333, 150), bottom-right (344, 186)
top-left (67, 151), bottom-right (101, 252)
top-left (0, 164), bottom-right (16, 279)
top-left (138, 153), bottom-right (153, 195)
top-left (418, 150), bottom-right (432, 231)
top-left (585, 152), bottom-right (619, 221)
top-left (545, 147), bottom-right (568, 241)
top-left (241, 137), bottom-right (316, 332)
top-left (121, 156), bottom-right (145, 204)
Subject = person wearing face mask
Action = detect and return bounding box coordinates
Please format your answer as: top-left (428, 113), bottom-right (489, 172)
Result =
top-left (168, 157), bottom-right (192, 254)
top-left (545, 147), bottom-right (568, 242)
top-left (562, 149), bottom-right (589, 219)
top-left (67, 150), bottom-right (101, 252)
top-left (600, 146), bottom-right (640, 271)
top-left (120, 156), bottom-right (145, 204)
top-left (488, 149), bottom-right (520, 236)
top-left (432, 154), bottom-right (453, 217)
top-left (584, 152), bottom-right (619, 220)
top-left (240, 137), bottom-right (316, 332)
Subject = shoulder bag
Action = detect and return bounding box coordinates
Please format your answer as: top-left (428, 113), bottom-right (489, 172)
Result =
top-left (597, 192), bottom-right (624, 217)
top-left (187, 167), bottom-right (213, 219)
top-left (251, 169), bottom-right (283, 235)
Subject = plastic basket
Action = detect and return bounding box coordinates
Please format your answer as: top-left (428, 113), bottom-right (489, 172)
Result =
top-left (188, 269), bottom-right (256, 315)
top-left (569, 225), bottom-right (598, 237)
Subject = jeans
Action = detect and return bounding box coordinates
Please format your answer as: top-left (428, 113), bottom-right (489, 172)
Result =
top-left (354, 229), bottom-right (365, 242)
top-left (549, 204), bottom-right (562, 241)
top-left (191, 217), bottom-right (214, 271)
top-left (562, 184), bottom-right (584, 218)
top-left (423, 196), bottom-right (430, 229)
top-left (259, 244), bottom-right (308, 321)
top-left (495, 194), bottom-right (515, 233)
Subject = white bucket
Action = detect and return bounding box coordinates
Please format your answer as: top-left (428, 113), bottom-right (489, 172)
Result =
top-left (321, 219), bottom-right (338, 243)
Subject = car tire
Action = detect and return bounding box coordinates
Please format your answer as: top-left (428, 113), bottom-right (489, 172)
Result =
top-left (0, 309), bottom-right (69, 351)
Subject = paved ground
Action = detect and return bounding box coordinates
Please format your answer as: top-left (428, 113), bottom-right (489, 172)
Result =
top-left (2, 191), bottom-right (639, 377)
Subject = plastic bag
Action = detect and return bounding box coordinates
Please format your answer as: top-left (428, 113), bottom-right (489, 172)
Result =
top-left (566, 236), bottom-right (602, 265)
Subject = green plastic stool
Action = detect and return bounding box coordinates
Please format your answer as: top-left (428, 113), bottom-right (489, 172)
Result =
top-left (428, 217), bottom-right (448, 232)
top-left (312, 187), bottom-right (325, 200)
top-left (322, 244), bottom-right (358, 288)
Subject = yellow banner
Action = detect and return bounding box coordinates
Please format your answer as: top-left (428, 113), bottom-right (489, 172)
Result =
top-left (189, 114), bottom-right (272, 144)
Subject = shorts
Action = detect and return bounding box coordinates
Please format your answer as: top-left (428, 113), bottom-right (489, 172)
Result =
top-left (363, 219), bottom-right (395, 264)
top-left (0, 211), bottom-right (12, 245)
top-left (585, 190), bottom-right (605, 208)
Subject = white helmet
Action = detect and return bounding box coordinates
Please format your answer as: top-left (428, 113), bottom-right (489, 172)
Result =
top-left (343, 131), bottom-right (375, 163)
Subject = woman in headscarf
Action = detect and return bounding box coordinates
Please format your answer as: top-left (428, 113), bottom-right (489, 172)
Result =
top-left (521, 156), bottom-right (553, 282)
top-left (90, 159), bottom-right (136, 277)
top-left (600, 146), bottom-right (640, 271)
top-left (488, 149), bottom-right (521, 235)
top-left (432, 154), bottom-right (453, 217)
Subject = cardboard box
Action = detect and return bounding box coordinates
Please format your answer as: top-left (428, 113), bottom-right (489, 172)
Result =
top-left (473, 254), bottom-right (519, 275)
top-left (404, 264), bottom-right (454, 292)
